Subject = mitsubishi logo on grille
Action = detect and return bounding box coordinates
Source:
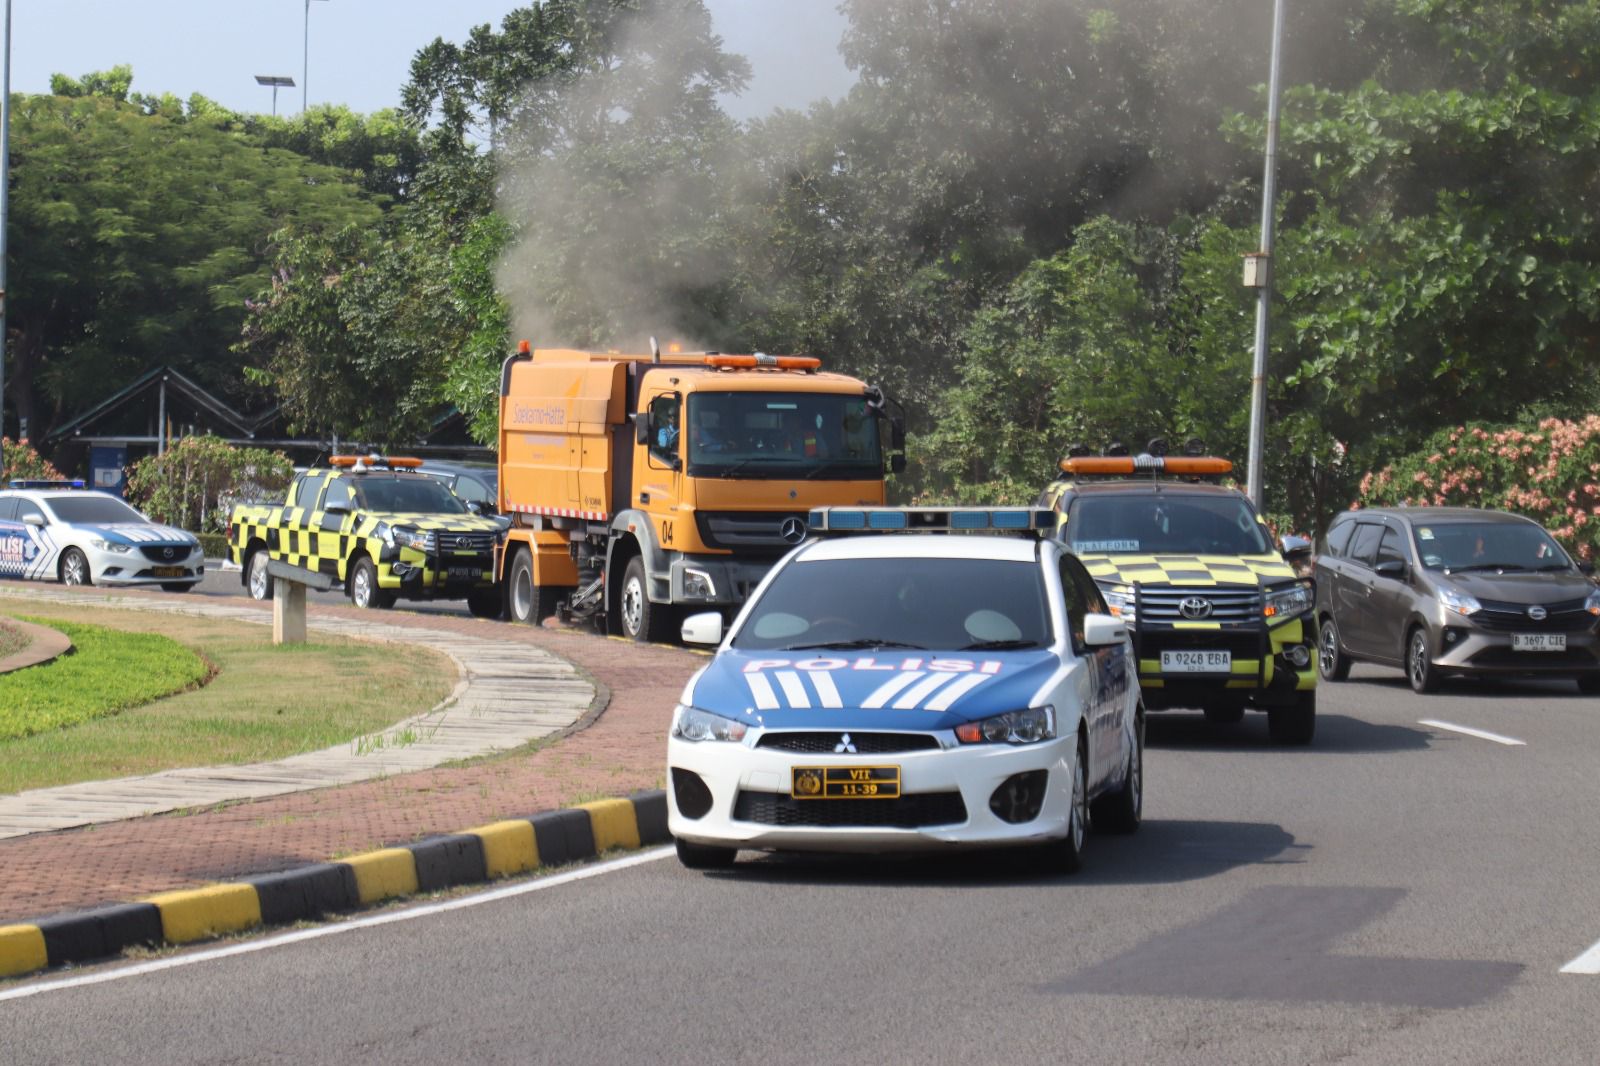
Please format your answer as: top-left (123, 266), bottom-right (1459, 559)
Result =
top-left (1178, 596), bottom-right (1215, 620)
top-left (161, 546), bottom-right (175, 560)
top-left (834, 733), bottom-right (858, 754)
top-left (455, 536), bottom-right (471, 549)
top-left (1528, 605), bottom-right (1548, 621)
top-left (779, 517), bottom-right (807, 544)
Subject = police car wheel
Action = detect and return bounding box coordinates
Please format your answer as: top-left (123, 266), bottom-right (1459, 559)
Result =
top-left (674, 838), bottom-right (737, 870)
top-left (1039, 737), bottom-right (1089, 874)
top-left (1091, 708), bottom-right (1143, 834)
top-left (60, 548), bottom-right (91, 587)
top-left (246, 549), bottom-right (273, 601)
top-left (350, 558), bottom-right (396, 610)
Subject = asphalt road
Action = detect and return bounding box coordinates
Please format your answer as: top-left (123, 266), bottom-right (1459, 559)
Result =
top-left (4, 621), bottom-right (1599, 1062)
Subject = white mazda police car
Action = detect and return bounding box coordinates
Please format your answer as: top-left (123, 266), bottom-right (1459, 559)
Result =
top-left (0, 481), bottom-right (204, 591)
top-left (668, 507), bottom-right (1144, 872)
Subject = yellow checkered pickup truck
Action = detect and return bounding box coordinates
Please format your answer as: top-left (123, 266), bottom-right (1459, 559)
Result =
top-left (227, 456), bottom-right (506, 616)
top-left (1038, 448), bottom-right (1318, 744)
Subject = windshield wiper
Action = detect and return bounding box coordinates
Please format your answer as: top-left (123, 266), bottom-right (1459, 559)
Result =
top-left (959, 639), bottom-right (1040, 651)
top-left (1446, 563), bottom-right (1527, 574)
top-left (784, 638), bottom-right (927, 651)
top-left (1529, 563), bottom-right (1574, 572)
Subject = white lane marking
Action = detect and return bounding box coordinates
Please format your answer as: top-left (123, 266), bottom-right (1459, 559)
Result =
top-left (923, 673), bottom-right (988, 712)
top-left (1560, 937), bottom-right (1600, 974)
top-left (808, 670), bottom-right (843, 709)
top-left (893, 672), bottom-right (955, 710)
top-left (775, 671), bottom-right (811, 709)
top-left (862, 672), bottom-right (924, 708)
top-left (745, 672), bottom-right (779, 710)
top-left (1419, 719), bottom-right (1526, 747)
top-left (0, 846), bottom-right (675, 1003)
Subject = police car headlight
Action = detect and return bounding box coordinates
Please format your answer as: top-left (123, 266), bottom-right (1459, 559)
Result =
top-left (672, 705), bottom-right (749, 743)
top-left (954, 706), bottom-right (1056, 745)
top-left (682, 568), bottom-right (717, 600)
top-left (90, 538), bottom-right (132, 554)
top-left (1264, 581), bottom-right (1313, 620)
top-left (1102, 587), bottom-right (1136, 622)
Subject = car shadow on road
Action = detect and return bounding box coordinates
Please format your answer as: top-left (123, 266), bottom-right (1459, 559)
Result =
top-left (1336, 671), bottom-right (1592, 701)
top-left (705, 819), bottom-right (1305, 888)
top-left (1146, 712), bottom-right (1432, 754)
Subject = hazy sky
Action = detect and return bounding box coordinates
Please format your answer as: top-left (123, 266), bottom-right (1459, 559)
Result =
top-left (7, 1), bottom-right (855, 120)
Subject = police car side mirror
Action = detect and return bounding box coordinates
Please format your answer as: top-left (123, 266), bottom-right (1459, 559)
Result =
top-left (1082, 612), bottom-right (1126, 647)
top-left (21, 514), bottom-right (44, 527)
top-left (681, 611), bottom-right (724, 646)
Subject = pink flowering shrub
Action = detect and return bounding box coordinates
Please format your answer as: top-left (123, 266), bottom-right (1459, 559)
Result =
top-left (1356, 416), bottom-right (1600, 561)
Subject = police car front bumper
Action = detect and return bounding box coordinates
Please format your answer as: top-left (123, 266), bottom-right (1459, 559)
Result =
top-left (667, 730), bottom-right (1080, 853)
top-left (90, 544), bottom-right (205, 587)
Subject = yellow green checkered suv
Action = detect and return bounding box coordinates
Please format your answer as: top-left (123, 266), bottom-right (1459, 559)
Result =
top-left (1038, 451), bottom-right (1318, 744)
top-left (227, 456), bottom-right (506, 617)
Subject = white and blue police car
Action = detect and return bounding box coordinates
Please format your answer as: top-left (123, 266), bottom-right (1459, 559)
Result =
top-left (667, 507), bottom-right (1144, 872)
top-left (0, 481), bottom-right (204, 591)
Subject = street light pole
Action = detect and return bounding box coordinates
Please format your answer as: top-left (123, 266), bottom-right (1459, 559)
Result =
top-left (1245, 0), bottom-right (1287, 510)
top-left (303, 0), bottom-right (329, 114)
top-left (255, 74), bottom-right (296, 117)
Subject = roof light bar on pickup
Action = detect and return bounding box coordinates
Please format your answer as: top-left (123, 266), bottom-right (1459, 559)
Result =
top-left (1060, 455), bottom-right (1234, 476)
top-left (807, 507), bottom-right (1054, 533)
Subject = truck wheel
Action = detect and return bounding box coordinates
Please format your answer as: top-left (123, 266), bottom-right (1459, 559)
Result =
top-left (1267, 690), bottom-right (1316, 745)
top-left (1318, 615), bottom-right (1352, 681)
top-left (619, 555), bottom-right (673, 642)
top-left (507, 547), bottom-right (568, 624)
top-left (246, 547), bottom-right (273, 601)
top-left (350, 557), bottom-right (396, 610)
top-left (467, 588), bottom-right (503, 619)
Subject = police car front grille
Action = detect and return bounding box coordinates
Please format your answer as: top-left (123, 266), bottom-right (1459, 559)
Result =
top-left (137, 545), bottom-right (190, 562)
top-left (733, 791), bottom-right (967, 828)
top-left (756, 732), bottom-right (941, 755)
top-left (1136, 586), bottom-right (1262, 625)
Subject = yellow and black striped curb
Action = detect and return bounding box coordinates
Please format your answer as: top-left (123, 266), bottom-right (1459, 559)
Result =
top-left (0, 790), bottom-right (668, 981)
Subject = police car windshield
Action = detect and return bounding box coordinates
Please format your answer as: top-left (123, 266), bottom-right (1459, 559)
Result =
top-left (44, 495), bottom-right (146, 524)
top-left (1413, 521), bottom-right (1572, 571)
top-left (686, 392), bottom-right (882, 480)
top-left (353, 477), bottom-right (468, 514)
top-left (1066, 494), bottom-right (1270, 555)
top-left (733, 557), bottom-right (1052, 651)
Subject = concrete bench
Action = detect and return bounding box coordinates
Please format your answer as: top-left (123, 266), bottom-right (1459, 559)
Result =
top-left (267, 559), bottom-right (337, 645)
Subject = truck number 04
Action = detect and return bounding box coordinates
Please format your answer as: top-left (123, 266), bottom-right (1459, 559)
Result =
top-left (660, 520), bottom-right (674, 546)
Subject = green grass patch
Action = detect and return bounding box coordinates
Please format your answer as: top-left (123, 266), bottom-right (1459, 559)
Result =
top-left (0, 619), bottom-right (208, 740)
top-left (0, 599), bottom-right (456, 794)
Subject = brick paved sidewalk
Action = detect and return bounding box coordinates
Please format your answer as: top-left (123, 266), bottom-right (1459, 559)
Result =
top-left (0, 592), bottom-right (700, 924)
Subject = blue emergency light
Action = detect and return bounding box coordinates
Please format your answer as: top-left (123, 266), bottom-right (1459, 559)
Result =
top-left (8, 479), bottom-right (87, 490)
top-left (808, 507), bottom-right (1053, 535)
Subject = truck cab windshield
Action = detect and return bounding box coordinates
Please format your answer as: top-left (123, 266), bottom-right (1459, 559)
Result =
top-left (1066, 494), bottom-right (1270, 555)
top-left (686, 392), bottom-right (882, 480)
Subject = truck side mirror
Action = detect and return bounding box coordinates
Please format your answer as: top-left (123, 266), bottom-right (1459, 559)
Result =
top-left (891, 423), bottom-right (907, 450)
top-left (633, 412), bottom-right (652, 446)
top-left (890, 454), bottom-right (907, 475)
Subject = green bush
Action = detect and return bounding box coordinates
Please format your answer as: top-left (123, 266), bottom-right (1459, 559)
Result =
top-left (126, 435), bottom-right (293, 534)
top-left (1356, 416), bottom-right (1600, 562)
top-left (1, 438), bottom-right (66, 484)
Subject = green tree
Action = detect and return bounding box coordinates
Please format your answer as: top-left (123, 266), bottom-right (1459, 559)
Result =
top-left (125, 435), bottom-right (293, 534)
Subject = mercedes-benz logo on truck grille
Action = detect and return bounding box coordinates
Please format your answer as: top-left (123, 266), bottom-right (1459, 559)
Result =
top-left (1528, 605), bottom-right (1548, 621)
top-left (1178, 596), bottom-right (1214, 620)
top-left (779, 517), bottom-right (807, 544)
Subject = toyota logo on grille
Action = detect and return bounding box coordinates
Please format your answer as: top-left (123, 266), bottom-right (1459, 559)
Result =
top-left (779, 517), bottom-right (807, 544)
top-left (1178, 596), bottom-right (1214, 620)
top-left (1528, 605), bottom-right (1548, 621)
top-left (161, 546), bottom-right (175, 560)
top-left (455, 536), bottom-right (471, 549)
top-left (834, 733), bottom-right (858, 754)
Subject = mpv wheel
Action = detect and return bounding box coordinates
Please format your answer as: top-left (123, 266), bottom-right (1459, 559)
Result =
top-left (1319, 615), bottom-right (1352, 681)
top-left (1408, 627), bottom-right (1441, 694)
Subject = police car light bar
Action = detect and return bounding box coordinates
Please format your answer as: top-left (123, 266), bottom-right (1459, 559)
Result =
top-left (1059, 455), bottom-right (1233, 476)
top-left (8, 479), bottom-right (87, 489)
top-left (808, 507), bottom-right (1053, 534)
